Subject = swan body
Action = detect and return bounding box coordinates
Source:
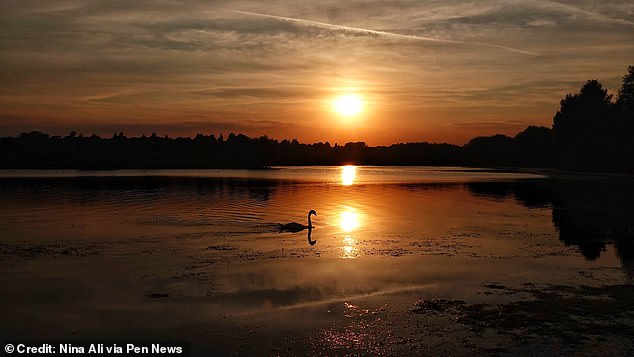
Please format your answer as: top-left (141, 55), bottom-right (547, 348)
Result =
top-left (279, 210), bottom-right (316, 233)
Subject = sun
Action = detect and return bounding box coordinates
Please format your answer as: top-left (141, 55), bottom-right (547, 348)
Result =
top-left (333, 94), bottom-right (363, 117)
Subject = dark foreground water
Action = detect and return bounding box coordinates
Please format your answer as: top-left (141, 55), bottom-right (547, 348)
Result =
top-left (0, 167), bottom-right (633, 355)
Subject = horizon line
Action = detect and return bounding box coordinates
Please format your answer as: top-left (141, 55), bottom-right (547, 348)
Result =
top-left (3, 125), bottom-right (550, 147)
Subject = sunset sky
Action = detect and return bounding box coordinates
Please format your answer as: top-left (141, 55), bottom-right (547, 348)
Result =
top-left (1, 1), bottom-right (633, 145)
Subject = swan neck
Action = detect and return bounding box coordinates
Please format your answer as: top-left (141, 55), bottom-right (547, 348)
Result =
top-left (308, 212), bottom-right (313, 228)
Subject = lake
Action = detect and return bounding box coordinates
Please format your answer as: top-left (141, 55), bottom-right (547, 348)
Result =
top-left (1, 166), bottom-right (633, 355)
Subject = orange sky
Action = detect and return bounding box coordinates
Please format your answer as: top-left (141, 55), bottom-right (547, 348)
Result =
top-left (1, 1), bottom-right (632, 145)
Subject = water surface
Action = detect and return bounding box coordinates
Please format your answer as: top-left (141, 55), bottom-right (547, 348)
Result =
top-left (0, 166), bottom-right (632, 352)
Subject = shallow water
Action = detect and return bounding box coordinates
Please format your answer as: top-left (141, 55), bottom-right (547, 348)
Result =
top-left (0, 166), bottom-right (632, 352)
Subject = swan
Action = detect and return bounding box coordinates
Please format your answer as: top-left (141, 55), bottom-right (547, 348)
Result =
top-left (279, 210), bottom-right (316, 233)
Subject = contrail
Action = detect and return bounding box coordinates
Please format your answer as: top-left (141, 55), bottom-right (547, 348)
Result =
top-left (221, 8), bottom-right (537, 56)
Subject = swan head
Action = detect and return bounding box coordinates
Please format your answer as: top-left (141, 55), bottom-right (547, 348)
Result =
top-left (309, 209), bottom-right (317, 216)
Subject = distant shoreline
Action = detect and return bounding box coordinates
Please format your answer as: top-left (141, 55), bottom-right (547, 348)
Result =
top-left (1, 165), bottom-right (632, 182)
top-left (2, 124), bottom-right (632, 174)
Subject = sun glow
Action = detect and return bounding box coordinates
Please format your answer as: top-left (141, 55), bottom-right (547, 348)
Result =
top-left (333, 94), bottom-right (363, 117)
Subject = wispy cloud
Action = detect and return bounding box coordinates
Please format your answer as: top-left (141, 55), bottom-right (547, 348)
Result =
top-left (533, 0), bottom-right (634, 27)
top-left (0, 0), bottom-right (632, 144)
top-left (221, 8), bottom-right (538, 56)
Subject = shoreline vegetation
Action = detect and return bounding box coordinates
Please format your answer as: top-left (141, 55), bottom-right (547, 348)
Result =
top-left (2, 67), bottom-right (632, 173)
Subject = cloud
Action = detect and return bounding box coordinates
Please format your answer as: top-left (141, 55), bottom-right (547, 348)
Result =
top-left (532, 0), bottom-right (634, 27)
top-left (0, 0), bottom-right (632, 144)
top-left (220, 8), bottom-right (538, 55)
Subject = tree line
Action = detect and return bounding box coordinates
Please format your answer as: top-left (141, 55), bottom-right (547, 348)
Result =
top-left (1, 67), bottom-right (632, 172)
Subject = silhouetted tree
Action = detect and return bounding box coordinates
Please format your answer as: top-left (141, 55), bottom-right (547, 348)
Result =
top-left (614, 66), bottom-right (634, 170)
top-left (552, 80), bottom-right (615, 171)
top-left (616, 65), bottom-right (634, 116)
top-left (464, 134), bottom-right (513, 166)
top-left (513, 126), bottom-right (552, 167)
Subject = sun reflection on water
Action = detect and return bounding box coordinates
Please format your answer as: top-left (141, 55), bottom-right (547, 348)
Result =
top-left (341, 165), bottom-right (356, 186)
top-left (340, 207), bottom-right (361, 258)
top-left (340, 209), bottom-right (360, 232)
top-left (341, 235), bottom-right (358, 259)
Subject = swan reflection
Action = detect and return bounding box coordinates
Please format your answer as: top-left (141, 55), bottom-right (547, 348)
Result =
top-left (341, 165), bottom-right (356, 186)
top-left (307, 228), bottom-right (317, 246)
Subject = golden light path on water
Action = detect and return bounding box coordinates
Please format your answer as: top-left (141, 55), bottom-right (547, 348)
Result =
top-left (340, 206), bottom-right (361, 259)
top-left (339, 166), bottom-right (361, 258)
top-left (341, 165), bottom-right (356, 186)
